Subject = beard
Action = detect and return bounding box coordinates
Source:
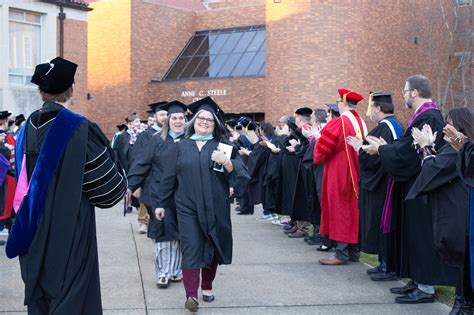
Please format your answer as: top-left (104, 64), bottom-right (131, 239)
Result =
top-left (405, 97), bottom-right (413, 109)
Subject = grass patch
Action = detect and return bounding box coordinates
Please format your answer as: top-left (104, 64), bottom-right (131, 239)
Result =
top-left (360, 253), bottom-right (455, 307)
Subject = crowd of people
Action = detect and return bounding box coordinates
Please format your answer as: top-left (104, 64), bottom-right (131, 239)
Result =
top-left (0, 55), bottom-right (473, 315)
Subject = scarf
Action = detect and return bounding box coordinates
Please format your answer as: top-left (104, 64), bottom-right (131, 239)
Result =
top-left (190, 133), bottom-right (214, 141)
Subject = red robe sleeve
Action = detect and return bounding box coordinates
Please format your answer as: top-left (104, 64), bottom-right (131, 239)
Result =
top-left (313, 117), bottom-right (342, 165)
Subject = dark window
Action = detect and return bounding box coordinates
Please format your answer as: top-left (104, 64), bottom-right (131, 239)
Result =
top-left (163, 25), bottom-right (266, 81)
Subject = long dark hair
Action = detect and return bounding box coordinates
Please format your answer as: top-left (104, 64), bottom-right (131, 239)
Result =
top-left (185, 109), bottom-right (230, 141)
top-left (446, 108), bottom-right (474, 141)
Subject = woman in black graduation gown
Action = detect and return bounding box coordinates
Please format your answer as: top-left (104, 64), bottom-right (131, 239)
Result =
top-left (408, 108), bottom-right (474, 314)
top-left (155, 97), bottom-right (250, 312)
top-left (127, 101), bottom-right (187, 288)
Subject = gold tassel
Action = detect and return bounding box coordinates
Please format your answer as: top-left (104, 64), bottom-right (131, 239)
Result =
top-left (366, 92), bottom-right (373, 117)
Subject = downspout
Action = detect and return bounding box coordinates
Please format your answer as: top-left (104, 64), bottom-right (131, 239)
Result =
top-left (58, 1), bottom-right (66, 57)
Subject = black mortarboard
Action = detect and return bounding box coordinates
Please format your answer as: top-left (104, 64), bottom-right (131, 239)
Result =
top-left (295, 107), bottom-right (313, 117)
top-left (325, 103), bottom-right (339, 113)
top-left (148, 101), bottom-right (168, 113)
top-left (226, 119), bottom-right (238, 128)
top-left (140, 120), bottom-right (147, 124)
top-left (160, 100), bottom-right (187, 115)
top-left (188, 97), bottom-right (224, 119)
top-left (371, 92), bottom-right (393, 104)
top-left (31, 57), bottom-right (77, 94)
top-left (0, 111), bottom-right (12, 120)
top-left (116, 124), bottom-right (127, 131)
top-left (8, 120), bottom-right (14, 128)
top-left (14, 114), bottom-right (25, 126)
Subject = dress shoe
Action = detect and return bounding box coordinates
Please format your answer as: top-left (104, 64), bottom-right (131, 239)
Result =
top-left (366, 265), bottom-right (382, 275)
top-left (0, 240), bottom-right (5, 246)
top-left (237, 211), bottom-right (254, 215)
top-left (319, 257), bottom-right (346, 265)
top-left (348, 255), bottom-right (360, 263)
top-left (288, 230), bottom-right (308, 238)
top-left (395, 288), bottom-right (434, 304)
top-left (305, 238), bottom-right (322, 246)
top-left (304, 235), bottom-right (314, 242)
top-left (202, 294), bottom-right (215, 302)
top-left (449, 295), bottom-right (472, 315)
top-left (390, 280), bottom-right (417, 295)
top-left (283, 224), bottom-right (294, 230)
top-left (126, 206), bottom-right (133, 214)
top-left (370, 272), bottom-right (398, 282)
top-left (316, 245), bottom-right (332, 252)
top-left (185, 296), bottom-right (199, 312)
top-left (284, 226), bottom-right (298, 234)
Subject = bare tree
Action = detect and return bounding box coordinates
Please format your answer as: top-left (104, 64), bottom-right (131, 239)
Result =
top-left (424, 0), bottom-right (472, 111)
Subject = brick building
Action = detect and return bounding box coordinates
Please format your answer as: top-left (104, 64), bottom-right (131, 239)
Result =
top-left (86, 0), bottom-right (473, 136)
top-left (0, 0), bottom-right (90, 116)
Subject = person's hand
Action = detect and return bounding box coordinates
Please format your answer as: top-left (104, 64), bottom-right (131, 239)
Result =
top-left (412, 124), bottom-right (437, 148)
top-left (362, 136), bottom-right (387, 155)
top-left (238, 148), bottom-right (251, 156)
top-left (211, 149), bottom-right (228, 164)
top-left (289, 139), bottom-right (300, 147)
top-left (347, 136), bottom-right (363, 152)
top-left (271, 147), bottom-right (281, 153)
top-left (229, 187), bottom-right (234, 197)
top-left (286, 145), bottom-right (295, 152)
top-left (126, 188), bottom-right (132, 200)
top-left (155, 208), bottom-right (165, 221)
top-left (132, 187), bottom-right (142, 198)
top-left (443, 124), bottom-right (468, 151)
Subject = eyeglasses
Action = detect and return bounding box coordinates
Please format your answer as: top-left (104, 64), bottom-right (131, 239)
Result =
top-left (402, 89), bottom-right (414, 94)
top-left (196, 116), bottom-right (214, 124)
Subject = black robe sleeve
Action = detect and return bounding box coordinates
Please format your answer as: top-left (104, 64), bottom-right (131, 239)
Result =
top-left (378, 111), bottom-right (445, 182)
top-left (458, 142), bottom-right (474, 186)
top-left (127, 139), bottom-right (155, 192)
top-left (406, 145), bottom-right (460, 199)
top-left (82, 122), bottom-right (127, 209)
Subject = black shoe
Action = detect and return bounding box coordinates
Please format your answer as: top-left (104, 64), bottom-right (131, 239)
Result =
top-left (390, 280), bottom-right (417, 295)
top-left (126, 206), bottom-right (133, 214)
top-left (0, 240), bottom-right (5, 246)
top-left (305, 238), bottom-right (322, 246)
top-left (304, 235), bottom-right (314, 242)
top-left (395, 288), bottom-right (434, 304)
top-left (370, 272), bottom-right (399, 282)
top-left (237, 211), bottom-right (254, 215)
top-left (202, 294), bottom-right (215, 302)
top-left (348, 256), bottom-right (360, 263)
top-left (449, 295), bottom-right (469, 315)
top-left (316, 245), bottom-right (332, 252)
top-left (366, 265), bottom-right (382, 275)
top-left (283, 224), bottom-right (295, 231)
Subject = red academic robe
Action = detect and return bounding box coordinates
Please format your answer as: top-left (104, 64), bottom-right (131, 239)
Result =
top-left (0, 134), bottom-right (16, 220)
top-left (314, 110), bottom-right (367, 244)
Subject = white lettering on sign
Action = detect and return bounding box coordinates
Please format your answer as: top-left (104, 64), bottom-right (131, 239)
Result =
top-left (181, 89), bottom-right (227, 99)
top-left (181, 91), bottom-right (196, 97)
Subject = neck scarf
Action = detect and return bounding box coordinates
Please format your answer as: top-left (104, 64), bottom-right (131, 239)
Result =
top-left (190, 133), bottom-right (214, 141)
top-left (169, 130), bottom-right (184, 139)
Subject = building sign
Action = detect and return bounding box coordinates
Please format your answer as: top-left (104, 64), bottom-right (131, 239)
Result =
top-left (181, 89), bottom-right (227, 102)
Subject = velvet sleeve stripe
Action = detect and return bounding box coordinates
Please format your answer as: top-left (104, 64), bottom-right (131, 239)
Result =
top-left (84, 147), bottom-right (107, 172)
top-left (82, 164), bottom-right (116, 191)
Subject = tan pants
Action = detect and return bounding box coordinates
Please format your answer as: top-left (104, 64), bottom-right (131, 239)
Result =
top-left (138, 203), bottom-right (149, 225)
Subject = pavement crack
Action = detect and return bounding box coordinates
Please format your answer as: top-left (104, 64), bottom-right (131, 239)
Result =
top-left (130, 222), bottom-right (148, 315)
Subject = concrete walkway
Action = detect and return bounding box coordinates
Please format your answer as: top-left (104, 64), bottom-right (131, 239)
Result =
top-left (1, 204), bottom-right (450, 314)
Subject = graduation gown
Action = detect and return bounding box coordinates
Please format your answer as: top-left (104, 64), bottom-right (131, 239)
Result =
top-left (16, 102), bottom-right (127, 314)
top-left (378, 108), bottom-right (457, 285)
top-left (301, 140), bottom-right (322, 226)
top-left (156, 138), bottom-right (250, 269)
top-left (128, 133), bottom-right (180, 242)
top-left (290, 141), bottom-right (312, 222)
top-left (131, 127), bottom-right (159, 161)
top-left (246, 143), bottom-right (270, 206)
top-left (314, 111), bottom-right (366, 244)
top-left (0, 143), bottom-right (11, 219)
top-left (407, 145), bottom-right (468, 268)
top-left (263, 136), bottom-right (285, 211)
top-left (113, 131), bottom-right (132, 173)
top-left (358, 117), bottom-right (401, 255)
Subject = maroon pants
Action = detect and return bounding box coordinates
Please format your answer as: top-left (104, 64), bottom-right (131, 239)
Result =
top-left (182, 256), bottom-right (218, 299)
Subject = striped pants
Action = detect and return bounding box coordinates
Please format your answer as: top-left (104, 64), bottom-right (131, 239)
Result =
top-left (154, 240), bottom-right (182, 279)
